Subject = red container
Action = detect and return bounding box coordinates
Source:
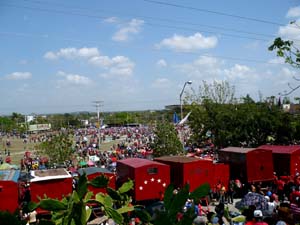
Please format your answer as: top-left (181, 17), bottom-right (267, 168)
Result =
top-left (77, 167), bottom-right (116, 197)
top-left (258, 145), bottom-right (300, 177)
top-left (29, 168), bottom-right (73, 203)
top-left (218, 147), bottom-right (274, 183)
top-left (213, 163), bottom-right (230, 190)
top-left (155, 156), bottom-right (214, 192)
top-left (0, 170), bottom-right (20, 213)
top-left (117, 158), bottom-right (170, 201)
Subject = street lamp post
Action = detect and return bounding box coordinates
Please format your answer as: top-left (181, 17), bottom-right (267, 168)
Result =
top-left (180, 81), bottom-right (192, 120)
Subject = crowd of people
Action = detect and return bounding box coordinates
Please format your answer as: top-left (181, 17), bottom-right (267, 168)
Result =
top-left (3, 126), bottom-right (300, 225)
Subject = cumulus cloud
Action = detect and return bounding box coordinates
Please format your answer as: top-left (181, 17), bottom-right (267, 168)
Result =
top-left (157, 33), bottom-right (218, 52)
top-left (103, 17), bottom-right (119, 23)
top-left (90, 55), bottom-right (135, 78)
top-left (44, 47), bottom-right (100, 60)
top-left (112, 19), bottom-right (144, 42)
top-left (176, 56), bottom-right (222, 79)
top-left (287, 6), bottom-right (300, 18)
top-left (281, 67), bottom-right (297, 78)
top-left (176, 57), bottom-right (259, 84)
top-left (5, 72), bottom-right (32, 80)
top-left (44, 47), bottom-right (135, 78)
top-left (152, 78), bottom-right (171, 88)
top-left (57, 71), bottom-right (92, 86)
top-left (278, 20), bottom-right (300, 41)
top-left (156, 59), bottom-right (167, 67)
top-left (224, 64), bottom-right (253, 80)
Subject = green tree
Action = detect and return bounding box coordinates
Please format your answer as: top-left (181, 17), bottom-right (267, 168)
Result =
top-left (269, 30), bottom-right (300, 95)
top-left (152, 121), bottom-right (183, 157)
top-left (0, 116), bottom-right (15, 132)
top-left (187, 80), bottom-right (235, 104)
top-left (188, 83), bottom-right (294, 148)
top-left (38, 133), bottom-right (74, 165)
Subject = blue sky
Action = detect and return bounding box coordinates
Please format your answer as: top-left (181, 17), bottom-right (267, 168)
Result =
top-left (1, 0), bottom-right (300, 115)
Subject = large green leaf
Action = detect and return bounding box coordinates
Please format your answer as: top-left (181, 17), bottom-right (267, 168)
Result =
top-left (118, 180), bottom-right (134, 194)
top-left (77, 173), bottom-right (88, 199)
top-left (95, 193), bottom-right (113, 208)
top-left (71, 191), bottom-right (80, 204)
top-left (116, 205), bottom-right (134, 214)
top-left (106, 187), bottom-right (121, 201)
top-left (95, 193), bottom-right (106, 205)
top-left (89, 175), bottom-right (109, 188)
top-left (84, 191), bottom-right (94, 203)
top-left (85, 208), bottom-right (92, 223)
top-left (104, 206), bottom-right (124, 224)
top-left (133, 206), bottom-right (151, 223)
top-left (163, 184), bottom-right (174, 210)
top-left (189, 183), bottom-right (210, 200)
top-left (39, 199), bottom-right (67, 211)
top-left (28, 201), bottom-right (39, 211)
top-left (169, 184), bottom-right (190, 218)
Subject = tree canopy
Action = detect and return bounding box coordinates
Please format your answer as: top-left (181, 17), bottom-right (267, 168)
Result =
top-left (152, 121), bottom-right (183, 157)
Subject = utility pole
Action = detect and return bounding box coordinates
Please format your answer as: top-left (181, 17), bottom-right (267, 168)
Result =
top-left (92, 100), bottom-right (103, 150)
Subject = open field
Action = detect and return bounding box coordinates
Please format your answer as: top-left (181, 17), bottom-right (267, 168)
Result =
top-left (0, 135), bottom-right (125, 167)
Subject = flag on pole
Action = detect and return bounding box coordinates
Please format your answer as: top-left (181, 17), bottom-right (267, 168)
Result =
top-left (178, 112), bottom-right (191, 125)
top-left (173, 112), bottom-right (179, 124)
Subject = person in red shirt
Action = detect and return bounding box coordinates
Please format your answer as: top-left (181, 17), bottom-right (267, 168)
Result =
top-left (277, 178), bottom-right (285, 202)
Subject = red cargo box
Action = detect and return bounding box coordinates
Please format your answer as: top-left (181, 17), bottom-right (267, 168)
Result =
top-left (0, 170), bottom-right (20, 213)
top-left (258, 145), bottom-right (300, 177)
top-left (77, 167), bottom-right (116, 196)
top-left (117, 158), bottom-right (170, 201)
top-left (155, 156), bottom-right (213, 192)
top-left (29, 168), bottom-right (72, 202)
top-left (213, 163), bottom-right (230, 190)
top-left (219, 147), bottom-right (274, 183)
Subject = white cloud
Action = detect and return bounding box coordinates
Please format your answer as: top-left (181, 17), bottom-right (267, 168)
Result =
top-left (152, 78), bottom-right (171, 88)
top-left (57, 71), bottom-right (92, 86)
top-left (112, 19), bottom-right (144, 42)
top-left (103, 17), bottom-right (119, 23)
top-left (224, 64), bottom-right (252, 80)
top-left (281, 67), bottom-right (297, 78)
top-left (156, 59), bottom-right (167, 67)
top-left (287, 6), bottom-right (300, 18)
top-left (278, 20), bottom-right (300, 41)
top-left (157, 33), bottom-right (218, 52)
top-left (44, 47), bottom-right (135, 78)
top-left (90, 55), bottom-right (135, 78)
top-left (5, 72), bottom-right (32, 80)
top-left (44, 47), bottom-right (100, 60)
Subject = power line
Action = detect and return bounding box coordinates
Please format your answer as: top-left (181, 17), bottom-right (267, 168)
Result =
top-left (0, 31), bottom-right (285, 66)
top-left (144, 0), bottom-right (286, 27)
top-left (19, 0), bottom-right (280, 39)
top-left (3, 2), bottom-right (298, 43)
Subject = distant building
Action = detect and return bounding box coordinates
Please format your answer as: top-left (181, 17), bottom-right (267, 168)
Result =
top-left (282, 103), bottom-right (300, 115)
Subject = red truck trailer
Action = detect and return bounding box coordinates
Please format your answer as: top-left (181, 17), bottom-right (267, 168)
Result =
top-left (218, 147), bottom-right (274, 183)
top-left (0, 170), bottom-right (20, 213)
top-left (117, 158), bottom-right (170, 201)
top-left (258, 145), bottom-right (300, 177)
top-left (154, 156), bottom-right (217, 192)
top-left (29, 168), bottom-right (73, 203)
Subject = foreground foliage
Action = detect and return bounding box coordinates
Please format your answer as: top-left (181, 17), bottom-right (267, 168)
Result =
top-left (29, 174), bottom-right (141, 225)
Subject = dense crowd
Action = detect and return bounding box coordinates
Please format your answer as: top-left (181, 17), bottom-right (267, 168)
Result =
top-left (3, 127), bottom-right (300, 224)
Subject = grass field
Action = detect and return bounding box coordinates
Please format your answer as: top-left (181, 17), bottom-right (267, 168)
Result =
top-left (0, 136), bottom-right (125, 167)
